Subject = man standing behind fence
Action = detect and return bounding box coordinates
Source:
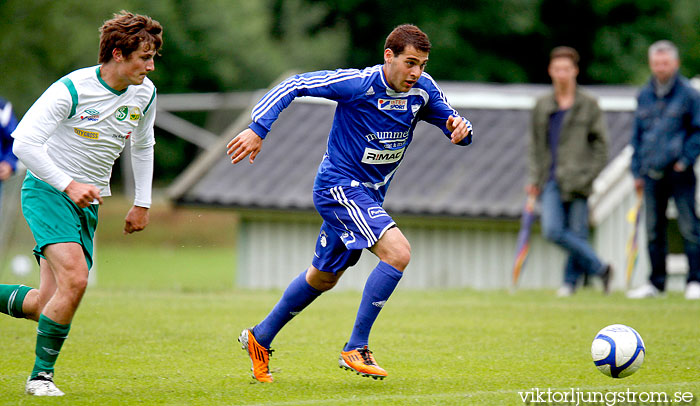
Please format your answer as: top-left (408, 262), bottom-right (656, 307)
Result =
top-left (526, 46), bottom-right (611, 297)
top-left (627, 40), bottom-right (700, 300)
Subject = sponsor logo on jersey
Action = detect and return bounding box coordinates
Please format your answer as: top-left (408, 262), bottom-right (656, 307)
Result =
top-left (130, 107), bottom-right (141, 121)
top-left (111, 131), bottom-right (132, 140)
top-left (74, 128), bottom-right (99, 139)
top-left (367, 207), bottom-right (389, 219)
top-left (378, 98), bottom-right (407, 111)
top-left (115, 106), bottom-right (129, 121)
top-left (365, 131), bottom-right (409, 150)
top-left (80, 108), bottom-right (100, 122)
top-left (361, 146), bottom-right (405, 164)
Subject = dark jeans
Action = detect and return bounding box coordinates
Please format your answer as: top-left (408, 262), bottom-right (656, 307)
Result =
top-left (540, 180), bottom-right (604, 287)
top-left (643, 168), bottom-right (700, 291)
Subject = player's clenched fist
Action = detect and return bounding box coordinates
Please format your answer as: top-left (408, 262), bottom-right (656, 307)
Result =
top-left (64, 180), bottom-right (103, 208)
top-left (446, 115), bottom-right (473, 144)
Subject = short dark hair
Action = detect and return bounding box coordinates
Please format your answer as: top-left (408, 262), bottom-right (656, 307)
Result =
top-left (384, 24), bottom-right (431, 56)
top-left (99, 10), bottom-right (163, 63)
top-left (549, 46), bottom-right (579, 67)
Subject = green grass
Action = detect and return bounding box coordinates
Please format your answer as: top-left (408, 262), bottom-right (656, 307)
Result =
top-left (1, 197), bottom-right (699, 404)
top-left (2, 287), bottom-right (699, 405)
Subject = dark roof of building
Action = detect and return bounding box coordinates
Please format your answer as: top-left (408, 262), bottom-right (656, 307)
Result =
top-left (170, 82), bottom-right (636, 219)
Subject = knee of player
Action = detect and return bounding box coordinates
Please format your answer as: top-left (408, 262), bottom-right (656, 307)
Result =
top-left (307, 268), bottom-right (341, 291)
top-left (63, 273), bottom-right (89, 295)
top-left (387, 243), bottom-right (411, 270)
top-left (315, 278), bottom-right (340, 291)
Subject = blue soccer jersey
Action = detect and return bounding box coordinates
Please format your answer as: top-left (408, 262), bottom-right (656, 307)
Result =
top-left (0, 97), bottom-right (18, 171)
top-left (249, 65), bottom-right (472, 203)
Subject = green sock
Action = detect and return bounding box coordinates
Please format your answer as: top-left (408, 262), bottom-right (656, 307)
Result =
top-left (0, 284), bottom-right (32, 318)
top-left (31, 314), bottom-right (71, 379)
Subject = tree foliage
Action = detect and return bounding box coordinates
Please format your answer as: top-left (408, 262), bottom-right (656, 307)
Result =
top-left (302, 0), bottom-right (700, 85)
top-left (0, 0), bottom-right (348, 114)
top-left (1, 0), bottom-right (698, 185)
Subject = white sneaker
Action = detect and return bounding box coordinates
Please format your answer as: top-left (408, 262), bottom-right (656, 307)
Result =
top-left (556, 284), bottom-right (575, 297)
top-left (627, 283), bottom-right (660, 299)
top-left (685, 281), bottom-right (700, 300)
top-left (25, 372), bottom-right (64, 396)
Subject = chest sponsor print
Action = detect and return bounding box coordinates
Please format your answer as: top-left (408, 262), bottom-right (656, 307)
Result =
top-left (361, 146), bottom-right (406, 164)
top-left (74, 128), bottom-right (99, 139)
top-left (378, 98), bottom-right (407, 111)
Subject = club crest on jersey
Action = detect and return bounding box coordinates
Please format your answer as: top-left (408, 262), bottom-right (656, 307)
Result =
top-left (80, 109), bottom-right (100, 122)
top-left (378, 98), bottom-right (407, 111)
top-left (115, 106), bottom-right (129, 121)
top-left (412, 104), bottom-right (421, 116)
top-left (361, 146), bottom-right (405, 164)
top-left (130, 107), bottom-right (141, 121)
top-left (74, 128), bottom-right (99, 139)
top-left (319, 230), bottom-right (328, 247)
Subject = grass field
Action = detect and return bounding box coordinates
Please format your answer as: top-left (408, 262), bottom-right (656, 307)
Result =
top-left (1, 196), bottom-right (699, 405)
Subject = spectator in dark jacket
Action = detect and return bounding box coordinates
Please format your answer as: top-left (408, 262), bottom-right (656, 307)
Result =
top-left (527, 46), bottom-right (611, 297)
top-left (628, 40), bottom-right (700, 300)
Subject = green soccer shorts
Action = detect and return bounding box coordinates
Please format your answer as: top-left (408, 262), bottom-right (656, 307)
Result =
top-left (21, 172), bottom-right (99, 270)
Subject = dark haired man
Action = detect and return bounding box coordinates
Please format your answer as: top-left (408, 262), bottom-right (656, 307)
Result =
top-left (526, 46), bottom-right (611, 297)
top-left (0, 10), bottom-right (162, 396)
top-left (228, 24), bottom-right (473, 382)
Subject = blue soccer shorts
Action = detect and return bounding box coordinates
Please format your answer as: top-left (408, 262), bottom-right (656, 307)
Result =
top-left (311, 185), bottom-right (396, 274)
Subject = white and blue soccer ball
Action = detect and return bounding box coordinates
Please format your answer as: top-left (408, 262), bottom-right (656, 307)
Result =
top-left (591, 324), bottom-right (645, 378)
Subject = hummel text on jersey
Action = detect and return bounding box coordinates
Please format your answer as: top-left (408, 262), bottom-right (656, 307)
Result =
top-left (361, 147), bottom-right (405, 164)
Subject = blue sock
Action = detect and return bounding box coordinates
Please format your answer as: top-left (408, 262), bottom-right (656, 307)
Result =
top-left (344, 261), bottom-right (403, 351)
top-left (252, 270), bottom-right (322, 348)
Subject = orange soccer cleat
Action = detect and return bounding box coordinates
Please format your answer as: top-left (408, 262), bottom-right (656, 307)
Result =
top-left (339, 345), bottom-right (387, 380)
top-left (238, 328), bottom-right (274, 382)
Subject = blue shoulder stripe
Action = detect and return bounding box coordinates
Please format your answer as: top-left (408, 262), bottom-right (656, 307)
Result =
top-left (59, 77), bottom-right (78, 119)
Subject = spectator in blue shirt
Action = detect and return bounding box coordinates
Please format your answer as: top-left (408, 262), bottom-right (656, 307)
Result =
top-left (628, 40), bottom-right (700, 300)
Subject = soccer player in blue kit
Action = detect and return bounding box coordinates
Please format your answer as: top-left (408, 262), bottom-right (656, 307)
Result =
top-left (227, 24), bottom-right (473, 382)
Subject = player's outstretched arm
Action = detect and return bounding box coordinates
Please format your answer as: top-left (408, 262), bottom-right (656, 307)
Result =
top-left (446, 115), bottom-right (473, 144)
top-left (64, 180), bottom-right (103, 208)
top-left (227, 128), bottom-right (263, 164)
top-left (123, 206), bottom-right (149, 235)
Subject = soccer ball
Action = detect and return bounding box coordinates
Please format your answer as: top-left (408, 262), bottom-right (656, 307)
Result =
top-left (591, 324), bottom-right (645, 378)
